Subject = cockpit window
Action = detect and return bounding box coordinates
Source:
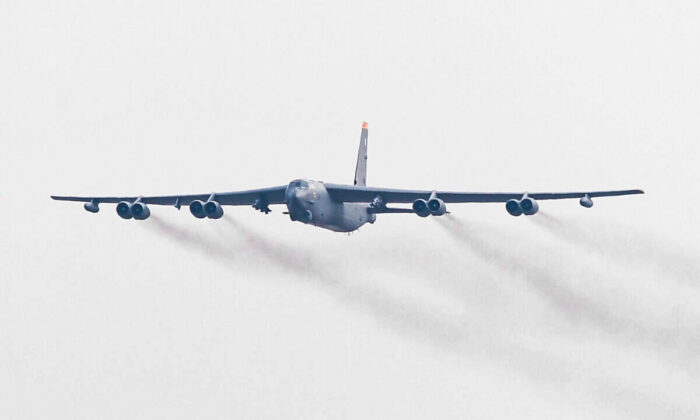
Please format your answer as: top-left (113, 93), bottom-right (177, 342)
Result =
top-left (292, 180), bottom-right (308, 189)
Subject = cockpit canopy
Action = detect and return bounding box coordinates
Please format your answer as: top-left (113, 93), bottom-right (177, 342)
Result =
top-left (289, 179), bottom-right (309, 189)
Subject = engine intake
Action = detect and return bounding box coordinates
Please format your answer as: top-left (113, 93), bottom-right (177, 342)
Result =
top-left (204, 200), bottom-right (224, 219)
top-left (412, 199), bottom-right (430, 217)
top-left (131, 202), bottom-right (151, 220)
top-left (506, 196), bottom-right (539, 216)
top-left (505, 199), bottom-right (522, 217)
top-left (189, 200), bottom-right (207, 219)
top-left (428, 198), bottom-right (446, 216)
top-left (520, 197), bottom-right (539, 215)
top-left (116, 201), bottom-right (133, 219)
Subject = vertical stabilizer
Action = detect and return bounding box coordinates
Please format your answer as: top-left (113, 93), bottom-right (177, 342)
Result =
top-left (354, 122), bottom-right (368, 186)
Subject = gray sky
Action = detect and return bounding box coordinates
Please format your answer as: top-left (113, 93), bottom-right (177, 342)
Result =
top-left (1, 1), bottom-right (699, 418)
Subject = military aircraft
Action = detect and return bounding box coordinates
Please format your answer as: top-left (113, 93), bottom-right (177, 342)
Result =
top-left (52, 122), bottom-right (643, 232)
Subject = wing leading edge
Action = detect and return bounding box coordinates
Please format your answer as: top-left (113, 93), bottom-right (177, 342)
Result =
top-left (51, 185), bottom-right (287, 207)
top-left (324, 183), bottom-right (644, 204)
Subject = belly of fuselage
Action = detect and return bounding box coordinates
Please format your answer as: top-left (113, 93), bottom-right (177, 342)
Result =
top-left (309, 202), bottom-right (371, 232)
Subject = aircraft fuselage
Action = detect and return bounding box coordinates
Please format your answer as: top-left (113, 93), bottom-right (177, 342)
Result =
top-left (285, 179), bottom-right (376, 232)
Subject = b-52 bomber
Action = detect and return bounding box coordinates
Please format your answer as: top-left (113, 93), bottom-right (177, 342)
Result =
top-left (52, 122), bottom-right (644, 232)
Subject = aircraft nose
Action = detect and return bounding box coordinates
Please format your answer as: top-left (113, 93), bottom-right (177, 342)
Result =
top-left (285, 187), bottom-right (306, 220)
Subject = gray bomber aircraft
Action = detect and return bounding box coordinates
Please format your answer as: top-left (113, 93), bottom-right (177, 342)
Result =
top-left (52, 122), bottom-right (644, 232)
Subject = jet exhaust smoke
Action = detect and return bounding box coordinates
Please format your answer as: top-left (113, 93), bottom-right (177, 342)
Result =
top-left (214, 217), bottom-right (565, 380)
top-left (435, 215), bottom-right (700, 360)
top-left (144, 215), bottom-right (240, 263)
top-left (531, 212), bottom-right (700, 287)
top-left (142, 213), bottom-right (699, 417)
top-left (221, 216), bottom-right (323, 278)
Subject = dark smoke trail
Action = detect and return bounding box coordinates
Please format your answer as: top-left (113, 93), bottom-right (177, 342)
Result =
top-left (216, 217), bottom-right (563, 379)
top-left (530, 213), bottom-right (699, 287)
top-left (144, 215), bottom-right (239, 262)
top-left (216, 217), bottom-right (690, 417)
top-left (434, 215), bottom-right (616, 327)
top-left (220, 216), bottom-right (326, 279)
top-left (145, 214), bottom-right (687, 416)
top-left (434, 215), bottom-right (700, 360)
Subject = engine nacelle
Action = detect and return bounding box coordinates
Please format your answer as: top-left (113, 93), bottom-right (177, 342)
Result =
top-left (505, 199), bottom-right (522, 217)
top-left (131, 202), bottom-right (151, 220)
top-left (189, 200), bottom-right (207, 219)
top-left (520, 197), bottom-right (539, 215)
top-left (412, 199), bottom-right (431, 217)
top-left (428, 198), bottom-right (447, 216)
top-left (116, 201), bottom-right (133, 219)
top-left (204, 200), bottom-right (224, 219)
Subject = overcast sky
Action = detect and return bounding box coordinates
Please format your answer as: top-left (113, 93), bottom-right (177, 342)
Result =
top-left (1, 1), bottom-right (699, 418)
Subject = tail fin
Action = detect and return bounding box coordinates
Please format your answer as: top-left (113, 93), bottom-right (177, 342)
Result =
top-left (354, 122), bottom-right (368, 186)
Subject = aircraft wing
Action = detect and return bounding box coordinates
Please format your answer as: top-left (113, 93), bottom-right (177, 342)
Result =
top-left (51, 185), bottom-right (287, 207)
top-left (324, 184), bottom-right (644, 203)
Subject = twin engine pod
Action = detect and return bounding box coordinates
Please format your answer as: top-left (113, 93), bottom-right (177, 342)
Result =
top-left (505, 196), bottom-right (539, 217)
top-left (189, 200), bottom-right (224, 219)
top-left (114, 197), bottom-right (223, 220)
top-left (412, 197), bottom-right (447, 217)
top-left (116, 200), bottom-right (151, 220)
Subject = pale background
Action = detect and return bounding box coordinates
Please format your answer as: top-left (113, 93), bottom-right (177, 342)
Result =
top-left (1, 1), bottom-right (699, 418)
